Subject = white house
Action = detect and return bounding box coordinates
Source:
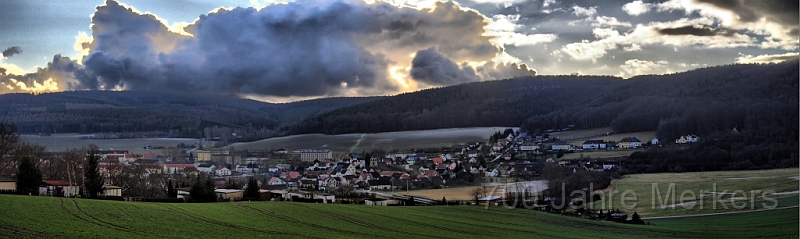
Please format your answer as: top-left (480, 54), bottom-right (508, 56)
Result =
top-left (651, 138), bottom-right (659, 145)
top-left (40, 181), bottom-right (80, 197)
top-left (582, 140), bottom-right (606, 150)
top-left (551, 141), bottom-right (571, 151)
top-left (216, 167), bottom-right (232, 176)
top-left (196, 164), bottom-right (216, 174)
top-left (520, 142), bottom-right (539, 151)
top-left (675, 135), bottom-right (699, 144)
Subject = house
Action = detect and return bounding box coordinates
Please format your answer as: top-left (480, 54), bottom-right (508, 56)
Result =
top-left (520, 142), bottom-right (539, 151)
top-left (0, 177), bottom-right (16, 192)
top-left (101, 185), bottom-right (122, 197)
top-left (274, 148), bottom-right (288, 154)
top-left (492, 143), bottom-right (503, 151)
top-left (467, 150), bottom-right (478, 158)
top-left (216, 167), bottom-right (232, 176)
top-left (196, 164), bottom-right (216, 174)
top-left (292, 149), bottom-right (332, 162)
top-left (551, 141), bottom-right (571, 151)
top-left (675, 135), bottom-right (699, 144)
top-left (214, 189), bottom-right (243, 202)
top-left (651, 137), bottom-right (659, 145)
top-left (582, 140), bottom-right (606, 150)
top-left (431, 157), bottom-right (443, 165)
top-left (164, 164), bottom-right (196, 175)
top-left (365, 198), bottom-right (388, 206)
top-left (368, 180), bottom-right (393, 190)
top-left (618, 137), bottom-right (642, 149)
top-left (40, 181), bottom-right (80, 197)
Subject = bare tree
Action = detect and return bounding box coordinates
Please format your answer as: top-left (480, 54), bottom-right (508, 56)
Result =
top-left (0, 122), bottom-right (20, 176)
top-left (471, 186), bottom-right (486, 204)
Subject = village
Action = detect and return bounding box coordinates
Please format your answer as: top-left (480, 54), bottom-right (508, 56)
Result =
top-left (0, 130), bottom-right (701, 207)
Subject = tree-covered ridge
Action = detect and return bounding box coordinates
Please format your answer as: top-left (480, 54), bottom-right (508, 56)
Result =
top-left (281, 75), bottom-right (622, 135)
top-left (0, 91), bottom-right (380, 139)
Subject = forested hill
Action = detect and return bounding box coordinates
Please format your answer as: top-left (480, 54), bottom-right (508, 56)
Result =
top-left (280, 75), bottom-right (623, 135)
top-left (0, 91), bottom-right (380, 139)
top-left (281, 61), bottom-right (798, 138)
top-left (521, 60), bottom-right (799, 140)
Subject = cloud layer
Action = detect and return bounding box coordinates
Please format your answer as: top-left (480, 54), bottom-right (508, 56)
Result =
top-left (0, 0), bottom-right (539, 98)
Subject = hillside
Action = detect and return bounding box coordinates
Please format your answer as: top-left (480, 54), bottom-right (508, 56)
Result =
top-left (282, 61), bottom-right (798, 138)
top-left (0, 91), bottom-right (380, 140)
top-left (0, 195), bottom-right (797, 238)
top-left (281, 75), bottom-right (622, 135)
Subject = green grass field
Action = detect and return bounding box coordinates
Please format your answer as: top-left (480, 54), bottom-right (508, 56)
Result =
top-left (590, 168), bottom-right (800, 217)
top-left (0, 194), bottom-right (796, 238)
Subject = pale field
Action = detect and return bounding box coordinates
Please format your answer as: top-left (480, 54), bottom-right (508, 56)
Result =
top-left (20, 135), bottom-right (201, 154)
top-left (588, 131), bottom-right (657, 143)
top-left (404, 181), bottom-right (547, 201)
top-left (589, 168), bottom-right (800, 217)
top-left (230, 127), bottom-right (517, 156)
top-left (559, 149), bottom-right (645, 160)
top-left (549, 127), bottom-right (613, 141)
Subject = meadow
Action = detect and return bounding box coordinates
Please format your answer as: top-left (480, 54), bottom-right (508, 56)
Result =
top-left (20, 134), bottom-right (201, 154)
top-left (231, 127), bottom-right (517, 156)
top-left (0, 194), bottom-right (796, 239)
top-left (589, 168), bottom-right (799, 217)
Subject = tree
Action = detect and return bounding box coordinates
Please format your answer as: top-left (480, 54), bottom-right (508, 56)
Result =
top-left (0, 122), bottom-right (20, 176)
top-left (244, 178), bottom-right (260, 201)
top-left (16, 156), bottom-right (41, 195)
top-left (84, 146), bottom-right (103, 199)
top-left (470, 186), bottom-right (486, 205)
top-left (190, 175), bottom-right (217, 203)
top-left (167, 179), bottom-right (177, 198)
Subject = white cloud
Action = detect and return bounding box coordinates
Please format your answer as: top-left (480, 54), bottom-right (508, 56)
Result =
top-left (572, 5), bottom-right (597, 17)
top-left (557, 17), bottom-right (756, 62)
top-left (620, 59), bottom-right (669, 77)
top-left (656, 0), bottom-right (798, 50)
top-left (591, 16), bottom-right (632, 28)
top-left (735, 52), bottom-right (799, 64)
top-left (623, 44), bottom-right (641, 52)
top-left (622, 0), bottom-right (652, 16)
top-left (485, 14), bottom-right (557, 47)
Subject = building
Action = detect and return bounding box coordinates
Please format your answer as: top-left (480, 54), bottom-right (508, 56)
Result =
top-left (40, 181), bottom-right (80, 197)
top-left (216, 167), bottom-right (232, 176)
top-left (214, 189), bottom-right (243, 202)
top-left (293, 149), bottom-right (332, 162)
top-left (675, 135), bottom-right (699, 144)
top-left (101, 185), bottom-right (122, 197)
top-left (551, 141), bottom-right (571, 151)
top-left (365, 198), bottom-right (388, 206)
top-left (520, 142), bottom-right (539, 151)
top-left (619, 137), bottom-right (642, 149)
top-left (582, 140), bottom-right (606, 150)
top-left (651, 137), bottom-right (659, 145)
top-left (0, 177), bottom-right (16, 192)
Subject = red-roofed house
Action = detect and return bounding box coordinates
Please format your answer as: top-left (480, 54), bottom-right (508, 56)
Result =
top-left (432, 157), bottom-right (443, 165)
top-left (142, 153), bottom-right (158, 160)
top-left (163, 164), bottom-right (196, 175)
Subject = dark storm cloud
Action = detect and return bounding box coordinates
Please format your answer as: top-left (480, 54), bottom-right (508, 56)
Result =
top-left (0, 54), bottom-right (80, 93)
top-left (658, 25), bottom-right (735, 37)
top-left (2, 47), bottom-right (21, 57)
top-left (55, 0), bottom-right (521, 97)
top-left (410, 47), bottom-right (479, 85)
top-left (697, 0), bottom-right (798, 26)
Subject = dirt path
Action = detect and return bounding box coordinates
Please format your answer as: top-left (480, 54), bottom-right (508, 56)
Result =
top-left (644, 206), bottom-right (799, 220)
top-left (349, 134), bottom-right (365, 153)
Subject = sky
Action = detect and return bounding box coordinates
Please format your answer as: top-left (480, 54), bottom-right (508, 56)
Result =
top-left (0, 0), bottom-right (797, 102)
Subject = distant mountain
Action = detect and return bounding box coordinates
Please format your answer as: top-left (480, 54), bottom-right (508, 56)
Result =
top-left (0, 90), bottom-right (380, 140)
top-left (281, 61), bottom-right (798, 140)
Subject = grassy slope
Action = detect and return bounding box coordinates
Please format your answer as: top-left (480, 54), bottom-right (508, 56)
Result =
top-left (591, 168), bottom-right (799, 217)
top-left (0, 195), bottom-right (796, 239)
